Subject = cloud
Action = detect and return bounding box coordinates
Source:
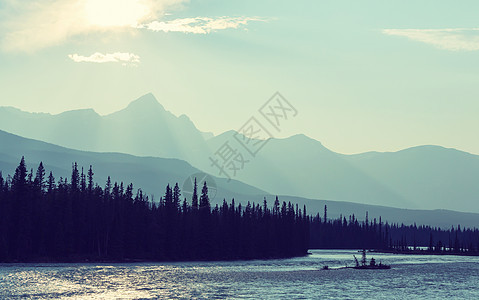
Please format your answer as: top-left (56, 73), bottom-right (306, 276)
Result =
top-left (137, 16), bottom-right (266, 34)
top-left (68, 52), bottom-right (140, 66)
top-left (382, 28), bottom-right (479, 51)
top-left (1, 0), bottom-right (265, 52)
top-left (0, 0), bottom-right (186, 52)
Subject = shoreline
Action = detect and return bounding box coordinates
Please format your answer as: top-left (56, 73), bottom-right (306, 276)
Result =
top-left (0, 253), bottom-right (310, 264)
top-left (371, 249), bottom-right (479, 257)
top-left (309, 248), bottom-right (479, 257)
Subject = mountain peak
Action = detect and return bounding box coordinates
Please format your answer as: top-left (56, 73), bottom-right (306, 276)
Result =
top-left (126, 93), bottom-right (165, 112)
top-left (280, 133), bottom-right (326, 148)
top-left (58, 108), bottom-right (99, 117)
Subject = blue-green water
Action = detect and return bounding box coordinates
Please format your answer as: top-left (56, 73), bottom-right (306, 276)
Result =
top-left (1, 250), bottom-right (478, 299)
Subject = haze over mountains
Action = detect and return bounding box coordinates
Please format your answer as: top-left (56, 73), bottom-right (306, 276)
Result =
top-left (0, 129), bottom-right (264, 204)
top-left (0, 94), bottom-right (209, 164)
top-left (1, 129), bottom-right (479, 229)
top-left (1, 93), bottom-right (478, 213)
top-left (207, 132), bottom-right (479, 211)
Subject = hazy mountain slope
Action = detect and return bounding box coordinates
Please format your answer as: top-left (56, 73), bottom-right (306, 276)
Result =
top-left (344, 146), bottom-right (479, 211)
top-left (0, 93), bottom-right (210, 165)
top-left (1, 129), bottom-right (478, 228)
top-left (0, 106), bottom-right (102, 150)
top-left (0, 129), bottom-right (263, 202)
top-left (205, 132), bottom-right (410, 208)
top-left (277, 195), bottom-right (479, 229)
top-left (1, 94), bottom-right (479, 212)
top-left (204, 132), bottom-right (479, 212)
top-left (100, 94), bottom-right (209, 161)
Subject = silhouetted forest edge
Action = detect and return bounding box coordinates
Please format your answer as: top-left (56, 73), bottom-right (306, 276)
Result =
top-left (310, 206), bottom-right (479, 256)
top-left (1, 158), bottom-right (478, 263)
top-left (372, 250), bottom-right (479, 257)
top-left (0, 158), bottom-right (309, 263)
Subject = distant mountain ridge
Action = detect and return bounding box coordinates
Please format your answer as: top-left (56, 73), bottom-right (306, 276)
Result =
top-left (1, 129), bottom-right (478, 229)
top-left (204, 131), bottom-right (479, 212)
top-left (0, 129), bottom-right (264, 203)
top-left (1, 93), bottom-right (478, 212)
top-left (0, 93), bottom-right (210, 163)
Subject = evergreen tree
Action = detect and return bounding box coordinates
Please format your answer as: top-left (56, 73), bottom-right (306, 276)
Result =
top-left (199, 181), bottom-right (210, 212)
top-left (80, 167), bottom-right (86, 192)
top-left (323, 205), bottom-right (327, 224)
top-left (47, 171), bottom-right (55, 193)
top-left (12, 156), bottom-right (27, 193)
top-left (33, 162), bottom-right (46, 192)
top-left (191, 177), bottom-right (198, 210)
top-left (87, 165), bottom-right (94, 192)
top-left (173, 183), bottom-right (181, 212)
top-left (71, 162), bottom-right (80, 192)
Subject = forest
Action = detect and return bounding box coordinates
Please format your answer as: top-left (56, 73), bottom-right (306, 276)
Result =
top-left (310, 208), bottom-right (479, 255)
top-left (0, 157), bottom-right (309, 262)
top-left (0, 157), bottom-right (478, 262)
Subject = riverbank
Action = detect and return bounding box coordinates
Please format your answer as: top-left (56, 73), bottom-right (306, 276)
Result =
top-left (0, 252), bottom-right (310, 264)
top-left (372, 249), bottom-right (479, 257)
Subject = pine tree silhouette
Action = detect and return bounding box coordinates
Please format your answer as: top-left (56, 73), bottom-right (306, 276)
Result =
top-left (1, 157), bottom-right (478, 263)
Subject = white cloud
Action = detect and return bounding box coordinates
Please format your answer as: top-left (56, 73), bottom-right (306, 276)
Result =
top-left (1, 0), bottom-right (265, 53)
top-left (68, 52), bottom-right (140, 66)
top-left (138, 17), bottom-right (266, 34)
top-left (382, 28), bottom-right (479, 51)
top-left (0, 0), bottom-right (186, 52)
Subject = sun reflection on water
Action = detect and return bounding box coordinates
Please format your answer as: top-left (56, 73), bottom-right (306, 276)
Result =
top-left (1, 250), bottom-right (479, 299)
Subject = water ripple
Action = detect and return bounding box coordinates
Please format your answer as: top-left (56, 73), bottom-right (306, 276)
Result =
top-left (1, 250), bottom-right (479, 299)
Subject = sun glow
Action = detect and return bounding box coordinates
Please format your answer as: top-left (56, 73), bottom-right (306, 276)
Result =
top-left (84, 0), bottom-right (150, 27)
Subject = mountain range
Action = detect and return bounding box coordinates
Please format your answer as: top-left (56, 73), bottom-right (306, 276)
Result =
top-left (0, 93), bottom-right (478, 213)
top-left (1, 129), bottom-right (478, 229)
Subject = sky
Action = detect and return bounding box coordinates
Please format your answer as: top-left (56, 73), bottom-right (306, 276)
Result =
top-left (0, 0), bottom-right (478, 155)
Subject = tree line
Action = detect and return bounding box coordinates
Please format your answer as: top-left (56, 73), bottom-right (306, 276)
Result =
top-left (0, 157), bottom-right (309, 262)
top-left (310, 207), bottom-right (479, 255)
top-left (1, 157), bottom-right (478, 262)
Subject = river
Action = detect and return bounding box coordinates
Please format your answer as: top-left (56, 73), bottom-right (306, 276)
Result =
top-left (1, 250), bottom-right (478, 299)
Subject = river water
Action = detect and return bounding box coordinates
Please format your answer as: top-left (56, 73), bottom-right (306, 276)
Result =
top-left (1, 250), bottom-right (478, 299)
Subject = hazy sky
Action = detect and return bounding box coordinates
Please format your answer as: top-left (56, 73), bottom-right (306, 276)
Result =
top-left (1, 0), bottom-right (478, 155)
